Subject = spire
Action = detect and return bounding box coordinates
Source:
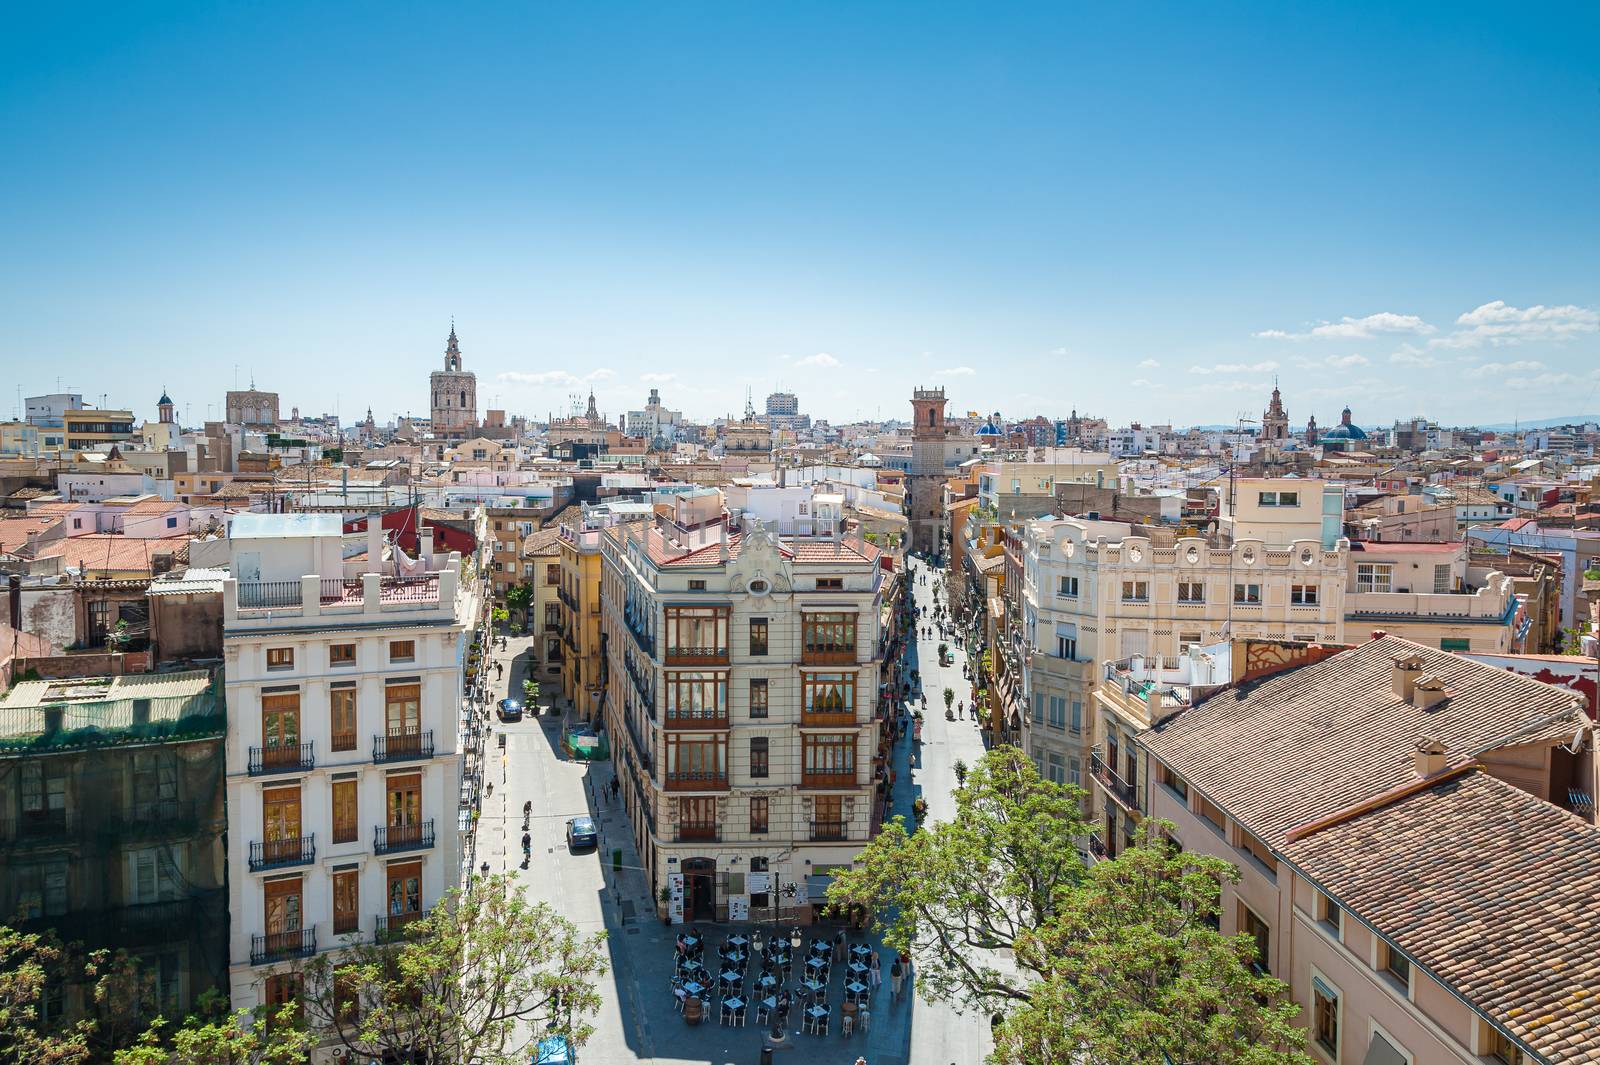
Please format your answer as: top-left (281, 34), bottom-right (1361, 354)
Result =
top-left (444, 322), bottom-right (461, 371)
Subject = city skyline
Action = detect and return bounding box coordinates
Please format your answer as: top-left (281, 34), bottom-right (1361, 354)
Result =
top-left (3, 3), bottom-right (1596, 425)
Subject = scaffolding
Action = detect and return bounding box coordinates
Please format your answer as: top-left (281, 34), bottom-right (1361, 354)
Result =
top-left (0, 670), bottom-right (228, 1038)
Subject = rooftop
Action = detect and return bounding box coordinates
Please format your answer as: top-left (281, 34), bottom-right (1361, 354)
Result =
top-left (229, 512), bottom-right (344, 538)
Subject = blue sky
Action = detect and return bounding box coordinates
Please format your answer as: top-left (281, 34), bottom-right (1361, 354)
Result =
top-left (2, 2), bottom-right (1597, 430)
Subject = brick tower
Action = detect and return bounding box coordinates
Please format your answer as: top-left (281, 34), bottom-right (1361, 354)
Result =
top-left (908, 386), bottom-right (949, 556)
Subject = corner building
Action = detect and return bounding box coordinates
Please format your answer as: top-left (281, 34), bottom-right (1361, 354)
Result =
top-left (601, 491), bottom-right (886, 922)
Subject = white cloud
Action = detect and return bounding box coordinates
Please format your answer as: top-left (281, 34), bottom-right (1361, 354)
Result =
top-left (1325, 353), bottom-right (1370, 369)
top-left (1254, 312), bottom-right (1434, 341)
top-left (1050, 347), bottom-right (1070, 356)
top-left (1129, 378), bottom-right (1154, 388)
top-left (1503, 372), bottom-right (1580, 391)
top-left (640, 372), bottom-right (676, 384)
top-left (936, 366), bottom-right (977, 377)
top-left (1388, 345), bottom-right (1438, 368)
top-left (796, 352), bottom-right (841, 369)
top-left (1194, 379), bottom-right (1271, 394)
top-left (1137, 359), bottom-right (1161, 369)
top-left (499, 370), bottom-right (582, 387)
top-left (585, 367), bottom-right (616, 382)
top-left (1466, 359), bottom-right (1545, 378)
top-left (1440, 300), bottom-right (1600, 347)
top-left (1188, 360), bottom-right (1279, 375)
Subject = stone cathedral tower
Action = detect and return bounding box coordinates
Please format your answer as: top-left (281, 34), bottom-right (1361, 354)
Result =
top-left (428, 323), bottom-right (477, 440)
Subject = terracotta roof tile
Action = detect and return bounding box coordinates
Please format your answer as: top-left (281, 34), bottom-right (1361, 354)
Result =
top-left (1286, 771), bottom-right (1600, 1062)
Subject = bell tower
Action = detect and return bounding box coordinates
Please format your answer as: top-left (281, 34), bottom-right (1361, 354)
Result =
top-left (908, 387), bottom-right (949, 556)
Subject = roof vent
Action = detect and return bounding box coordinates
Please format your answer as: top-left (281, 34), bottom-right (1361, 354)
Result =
top-left (1391, 653), bottom-right (1424, 702)
top-left (1412, 736), bottom-right (1448, 777)
top-left (1413, 674), bottom-right (1451, 712)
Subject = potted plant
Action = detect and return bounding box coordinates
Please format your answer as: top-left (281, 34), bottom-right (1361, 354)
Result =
top-left (912, 797), bottom-right (928, 822)
top-left (937, 641), bottom-right (949, 663)
top-left (943, 687), bottom-right (955, 714)
top-left (953, 759), bottom-right (967, 787)
top-left (659, 885), bottom-right (673, 924)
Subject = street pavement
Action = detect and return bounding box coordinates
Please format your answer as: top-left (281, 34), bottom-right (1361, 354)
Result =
top-left (475, 552), bottom-right (994, 1065)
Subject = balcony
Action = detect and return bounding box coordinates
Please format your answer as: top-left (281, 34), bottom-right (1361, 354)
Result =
top-left (663, 771), bottom-right (729, 792)
top-left (318, 578), bottom-right (365, 605)
top-left (664, 646), bottom-right (729, 667)
top-left (1090, 751), bottom-right (1141, 814)
top-left (249, 834), bottom-right (316, 872)
top-left (238, 581), bottom-right (303, 610)
top-left (810, 820), bottom-right (848, 841)
top-left (251, 927), bottom-right (316, 966)
top-left (375, 910), bottom-right (430, 942)
top-left (800, 708), bottom-right (859, 728)
top-left (800, 770), bottom-right (858, 790)
top-left (373, 729), bottom-right (434, 764)
top-left (624, 656), bottom-right (656, 717)
top-left (676, 821), bottom-right (720, 842)
top-left (558, 586), bottom-right (577, 610)
top-left (248, 743), bottom-right (315, 776)
top-left (663, 707), bottom-right (729, 730)
top-left (625, 617), bottom-right (656, 657)
top-left (0, 808), bottom-right (75, 844)
top-left (801, 646), bottom-right (857, 666)
top-left (1087, 832), bottom-right (1108, 863)
top-left (374, 820), bottom-right (435, 855)
top-left (100, 799), bottom-right (205, 842)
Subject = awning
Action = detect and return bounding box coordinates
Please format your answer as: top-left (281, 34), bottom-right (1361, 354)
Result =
top-left (1361, 1032), bottom-right (1409, 1065)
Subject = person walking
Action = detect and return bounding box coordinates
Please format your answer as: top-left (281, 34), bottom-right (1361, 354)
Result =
top-left (889, 958), bottom-right (904, 1002)
top-left (869, 950), bottom-right (882, 988)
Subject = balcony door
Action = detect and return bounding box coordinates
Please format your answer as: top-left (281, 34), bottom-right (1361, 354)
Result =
top-left (264, 876), bottom-right (303, 937)
top-left (386, 860), bottom-right (422, 919)
top-left (386, 773), bottom-right (422, 850)
top-left (262, 786), bottom-right (301, 862)
top-left (262, 693), bottom-right (300, 754)
top-left (385, 683), bottom-right (420, 737)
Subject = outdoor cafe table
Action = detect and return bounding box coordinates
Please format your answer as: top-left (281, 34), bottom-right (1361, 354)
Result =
top-left (756, 973), bottom-right (779, 990)
top-left (728, 935), bottom-right (749, 948)
top-left (847, 961), bottom-right (868, 977)
top-left (720, 970), bottom-right (741, 986)
top-left (802, 978), bottom-right (826, 996)
top-left (849, 943), bottom-right (873, 960)
top-left (683, 981), bottom-right (705, 998)
top-left (805, 956), bottom-right (827, 974)
top-left (726, 950), bottom-right (747, 966)
top-left (845, 981), bottom-right (869, 1003)
top-left (809, 938), bottom-right (830, 957)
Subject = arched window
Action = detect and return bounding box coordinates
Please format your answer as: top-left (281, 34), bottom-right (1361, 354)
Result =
top-left (460, 390), bottom-right (466, 406)
top-left (927, 408), bottom-right (936, 427)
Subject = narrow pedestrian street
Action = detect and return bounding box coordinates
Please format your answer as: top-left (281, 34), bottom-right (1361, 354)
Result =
top-left (472, 552), bottom-right (994, 1064)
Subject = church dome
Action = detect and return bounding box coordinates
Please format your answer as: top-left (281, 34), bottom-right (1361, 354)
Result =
top-left (158, 391), bottom-right (173, 406)
top-left (1322, 422), bottom-right (1367, 441)
top-left (978, 420), bottom-right (1002, 437)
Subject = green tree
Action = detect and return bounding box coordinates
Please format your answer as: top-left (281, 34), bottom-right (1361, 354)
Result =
top-left (491, 606), bottom-right (509, 626)
top-left (942, 686), bottom-right (955, 711)
top-left (523, 678), bottom-right (540, 703)
top-left (827, 748), bottom-right (1310, 1065)
top-left (505, 582), bottom-right (534, 616)
top-left (291, 874), bottom-right (607, 1065)
top-left (0, 925), bottom-right (95, 1065)
top-left (114, 991), bottom-right (313, 1065)
top-left (994, 825), bottom-right (1310, 1065)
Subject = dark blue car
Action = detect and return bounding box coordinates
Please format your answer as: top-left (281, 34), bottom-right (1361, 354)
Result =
top-left (566, 815), bottom-right (597, 850)
top-left (497, 698), bottom-right (523, 722)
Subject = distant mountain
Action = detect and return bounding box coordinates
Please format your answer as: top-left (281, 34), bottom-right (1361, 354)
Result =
top-left (1475, 416), bottom-right (1600, 432)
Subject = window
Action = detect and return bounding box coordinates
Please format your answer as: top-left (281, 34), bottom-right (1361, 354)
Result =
top-left (1031, 692), bottom-right (1044, 724)
top-left (665, 606), bottom-right (729, 658)
top-left (749, 678), bottom-right (769, 718)
top-left (1316, 891), bottom-right (1342, 938)
top-left (333, 868), bottom-right (359, 934)
top-left (1233, 583), bottom-right (1262, 604)
top-left (267, 647), bottom-right (294, 671)
top-left (1047, 696), bottom-right (1066, 729)
top-left (750, 736), bottom-right (769, 778)
top-left (802, 734), bottom-right (856, 778)
top-left (389, 640), bottom-right (415, 663)
top-left (750, 796), bottom-right (769, 834)
top-left (330, 685), bottom-right (357, 751)
top-left (802, 613), bottom-right (857, 659)
top-left (129, 847), bottom-right (180, 904)
top-left (1057, 634), bottom-right (1077, 660)
top-left (801, 672), bottom-right (857, 721)
top-left (1068, 757), bottom-right (1081, 787)
top-left (131, 751), bottom-right (177, 819)
top-left (1378, 942), bottom-right (1411, 992)
top-left (815, 578), bottom-right (843, 590)
top-left (545, 564), bottom-right (560, 586)
top-left (261, 692), bottom-right (301, 754)
top-left (1121, 580), bottom-right (1148, 602)
top-left (165, 516), bottom-right (177, 528)
top-left (1177, 581), bottom-right (1205, 603)
top-left (688, 579), bottom-right (706, 591)
top-left (264, 876), bottom-right (304, 937)
top-left (1355, 563), bottom-right (1393, 593)
top-left (1045, 752), bottom-right (1065, 784)
top-left (1291, 584), bottom-right (1319, 605)
top-left (1312, 976), bottom-right (1339, 1057)
top-left (386, 773), bottom-right (421, 829)
top-left (386, 860), bottom-right (422, 917)
top-left (1485, 1025), bottom-right (1524, 1065)
top-left (1196, 793), bottom-right (1226, 834)
top-left (665, 671), bottom-right (729, 722)
top-left (385, 682), bottom-right (421, 735)
top-left (1440, 637), bottom-right (1470, 652)
top-left (264, 971), bottom-right (301, 1014)
top-left (1258, 490), bottom-right (1299, 507)
top-left (1239, 904), bottom-right (1271, 975)
top-left (1162, 765), bottom-right (1188, 801)
top-left (749, 618), bottom-right (769, 656)
top-left (1433, 564), bottom-right (1452, 593)
top-left (1056, 575), bottom-right (1079, 597)
top-left (332, 778), bottom-right (358, 844)
top-left (1238, 827), bottom-right (1274, 877)
top-left (665, 735), bottom-right (727, 779)
top-left (334, 966), bottom-right (362, 1025)
top-left (330, 643), bottom-right (355, 667)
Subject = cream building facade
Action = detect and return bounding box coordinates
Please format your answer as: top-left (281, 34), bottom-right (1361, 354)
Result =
top-left (220, 513), bottom-right (468, 1015)
top-left (601, 491), bottom-right (886, 922)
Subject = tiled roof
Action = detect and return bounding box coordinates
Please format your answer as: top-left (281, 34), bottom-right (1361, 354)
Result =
top-left (1140, 636), bottom-right (1585, 850)
top-left (522, 527), bottom-right (562, 557)
top-left (1285, 770), bottom-right (1600, 1063)
top-left (0, 515), bottom-right (63, 549)
top-left (34, 534), bottom-right (185, 576)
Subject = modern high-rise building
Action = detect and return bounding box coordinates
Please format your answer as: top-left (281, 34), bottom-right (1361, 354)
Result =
top-left (600, 490), bottom-right (888, 922)
top-left (428, 325), bottom-right (477, 440)
top-left (220, 513), bottom-right (470, 1013)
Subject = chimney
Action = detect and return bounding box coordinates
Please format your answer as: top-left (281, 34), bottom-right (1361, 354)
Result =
top-left (1391, 653), bottom-right (1424, 703)
top-left (365, 512), bottom-right (384, 573)
top-left (1413, 674), bottom-right (1451, 712)
top-left (1412, 736), bottom-right (1448, 777)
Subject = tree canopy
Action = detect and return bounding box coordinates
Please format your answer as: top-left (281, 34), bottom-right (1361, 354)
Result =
top-left (827, 746), bottom-right (1311, 1065)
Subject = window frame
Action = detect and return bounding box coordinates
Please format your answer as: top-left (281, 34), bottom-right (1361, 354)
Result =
top-left (1233, 582), bottom-right (1262, 604)
top-left (266, 647), bottom-right (294, 671)
top-left (389, 639), bottom-right (416, 663)
top-left (330, 643), bottom-right (356, 668)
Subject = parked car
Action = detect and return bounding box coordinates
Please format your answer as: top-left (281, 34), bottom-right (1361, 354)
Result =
top-left (497, 698), bottom-right (523, 722)
top-left (566, 815), bottom-right (597, 850)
